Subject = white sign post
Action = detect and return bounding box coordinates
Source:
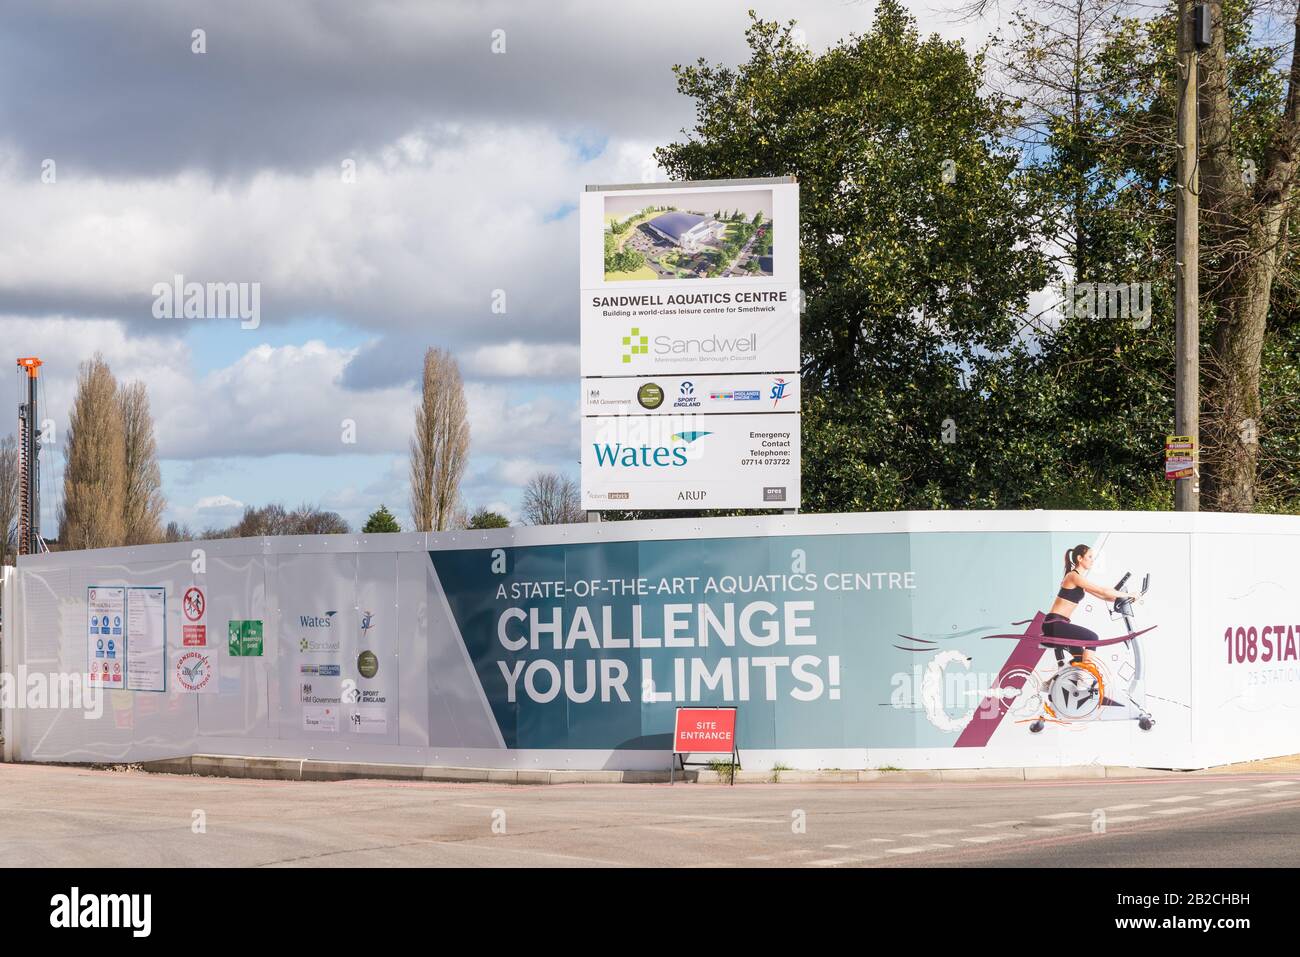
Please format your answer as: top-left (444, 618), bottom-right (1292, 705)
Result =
top-left (580, 177), bottom-right (801, 513)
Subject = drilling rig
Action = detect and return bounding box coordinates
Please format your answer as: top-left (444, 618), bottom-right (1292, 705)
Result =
top-left (16, 356), bottom-right (44, 555)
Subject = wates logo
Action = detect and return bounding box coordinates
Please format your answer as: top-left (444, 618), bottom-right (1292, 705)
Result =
top-left (770, 377), bottom-right (789, 407)
top-left (592, 431), bottom-right (711, 468)
top-left (299, 611), bottom-right (337, 628)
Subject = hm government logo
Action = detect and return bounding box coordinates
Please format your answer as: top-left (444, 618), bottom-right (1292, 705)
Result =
top-left (621, 326), bottom-right (648, 364)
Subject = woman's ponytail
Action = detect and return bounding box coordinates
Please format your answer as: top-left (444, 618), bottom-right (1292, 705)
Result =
top-left (1064, 544), bottom-right (1089, 576)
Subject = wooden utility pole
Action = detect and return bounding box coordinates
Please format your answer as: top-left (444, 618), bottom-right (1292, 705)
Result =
top-left (1175, 1), bottom-right (1200, 511)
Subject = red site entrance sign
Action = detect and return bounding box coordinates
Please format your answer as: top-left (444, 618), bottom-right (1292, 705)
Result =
top-left (671, 707), bottom-right (739, 785)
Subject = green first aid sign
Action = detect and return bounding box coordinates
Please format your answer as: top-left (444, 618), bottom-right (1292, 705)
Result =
top-left (228, 620), bottom-right (263, 656)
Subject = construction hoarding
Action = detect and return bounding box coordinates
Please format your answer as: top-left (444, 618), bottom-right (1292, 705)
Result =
top-left (3, 512), bottom-right (1300, 771)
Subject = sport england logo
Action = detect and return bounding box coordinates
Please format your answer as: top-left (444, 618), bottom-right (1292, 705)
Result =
top-left (673, 380), bottom-right (701, 409)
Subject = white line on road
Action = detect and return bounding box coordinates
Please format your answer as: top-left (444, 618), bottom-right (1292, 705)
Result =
top-left (886, 843), bottom-right (953, 855)
top-left (1038, 811), bottom-right (1091, 819)
top-left (1151, 806), bottom-right (1202, 816)
top-left (974, 820), bottom-right (1024, 828)
top-left (1150, 795), bottom-right (1200, 804)
top-left (962, 834), bottom-right (1015, 844)
top-left (1105, 803), bottom-right (1150, 811)
top-left (1204, 788), bottom-right (1249, 795)
top-left (1207, 798), bottom-right (1252, 807)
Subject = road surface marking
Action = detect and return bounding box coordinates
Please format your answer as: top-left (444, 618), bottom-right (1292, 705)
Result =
top-left (963, 834), bottom-right (1015, 844)
top-left (901, 828), bottom-right (961, 837)
top-left (1038, 811), bottom-right (1090, 819)
top-left (1105, 803), bottom-right (1149, 811)
top-left (1205, 788), bottom-right (1249, 795)
top-left (1254, 780), bottom-right (1298, 789)
top-left (1103, 815), bottom-right (1145, 823)
top-left (975, 820), bottom-right (1024, 828)
top-left (887, 843), bottom-right (953, 855)
top-left (1152, 806), bottom-right (1202, 816)
top-left (1150, 795), bottom-right (1199, 804)
top-left (1207, 798), bottom-right (1252, 807)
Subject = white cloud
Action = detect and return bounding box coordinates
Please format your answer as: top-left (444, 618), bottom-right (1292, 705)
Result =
top-left (462, 341), bottom-right (579, 378)
top-left (194, 495), bottom-right (244, 510)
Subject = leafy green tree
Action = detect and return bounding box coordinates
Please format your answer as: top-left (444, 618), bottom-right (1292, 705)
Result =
top-left (362, 504), bottom-right (401, 533)
top-left (657, 4), bottom-right (1051, 510)
top-left (468, 507), bottom-right (510, 529)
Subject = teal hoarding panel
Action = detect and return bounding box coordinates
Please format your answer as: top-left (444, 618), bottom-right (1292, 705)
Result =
top-left (431, 529), bottom-right (1087, 751)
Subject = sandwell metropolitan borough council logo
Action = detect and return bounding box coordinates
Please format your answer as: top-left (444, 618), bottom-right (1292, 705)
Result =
top-left (621, 326), bottom-right (648, 364)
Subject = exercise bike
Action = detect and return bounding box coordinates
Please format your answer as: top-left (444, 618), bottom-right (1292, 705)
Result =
top-left (1028, 572), bottom-right (1155, 733)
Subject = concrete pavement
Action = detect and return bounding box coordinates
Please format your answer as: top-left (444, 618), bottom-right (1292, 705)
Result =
top-left (2, 761), bottom-right (1299, 867)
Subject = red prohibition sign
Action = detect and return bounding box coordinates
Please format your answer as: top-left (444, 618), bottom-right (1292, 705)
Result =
top-left (183, 587), bottom-right (205, 622)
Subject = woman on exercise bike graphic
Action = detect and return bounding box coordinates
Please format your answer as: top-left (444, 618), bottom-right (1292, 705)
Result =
top-left (1044, 544), bottom-right (1137, 665)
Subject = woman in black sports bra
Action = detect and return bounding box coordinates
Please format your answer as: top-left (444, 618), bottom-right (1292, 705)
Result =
top-left (1045, 544), bottom-right (1135, 663)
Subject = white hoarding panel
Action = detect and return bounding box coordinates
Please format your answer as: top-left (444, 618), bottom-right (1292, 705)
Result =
top-left (580, 181), bottom-right (799, 377)
top-left (581, 413), bottom-right (800, 510)
top-left (582, 373), bottom-right (799, 416)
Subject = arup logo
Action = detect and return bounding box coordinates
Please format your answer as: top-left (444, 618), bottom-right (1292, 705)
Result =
top-left (770, 377), bottom-right (789, 407)
top-left (299, 611), bottom-right (337, 628)
top-left (621, 327), bottom-right (648, 364)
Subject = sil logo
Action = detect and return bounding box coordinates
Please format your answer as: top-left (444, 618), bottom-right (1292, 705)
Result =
top-left (770, 377), bottom-right (789, 407)
top-left (361, 610), bottom-right (374, 638)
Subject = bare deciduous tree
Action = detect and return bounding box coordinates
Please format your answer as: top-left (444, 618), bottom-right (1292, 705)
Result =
top-left (60, 354), bottom-right (126, 550)
top-left (0, 434), bottom-right (19, 567)
top-left (119, 381), bottom-right (166, 545)
top-left (409, 348), bottom-right (471, 531)
top-left (204, 503), bottom-right (349, 538)
top-left (521, 471), bottom-right (583, 526)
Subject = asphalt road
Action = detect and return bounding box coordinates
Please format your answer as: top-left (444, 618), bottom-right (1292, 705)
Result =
top-left (1, 762), bottom-right (1297, 867)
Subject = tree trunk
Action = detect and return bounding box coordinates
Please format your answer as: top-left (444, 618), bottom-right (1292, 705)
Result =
top-left (1197, 1), bottom-right (1300, 511)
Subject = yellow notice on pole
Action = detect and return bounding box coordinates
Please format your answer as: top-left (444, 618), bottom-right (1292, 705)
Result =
top-left (1165, 435), bottom-right (1196, 480)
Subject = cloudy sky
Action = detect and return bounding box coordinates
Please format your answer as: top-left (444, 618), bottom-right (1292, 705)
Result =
top-left (0, 0), bottom-right (989, 534)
